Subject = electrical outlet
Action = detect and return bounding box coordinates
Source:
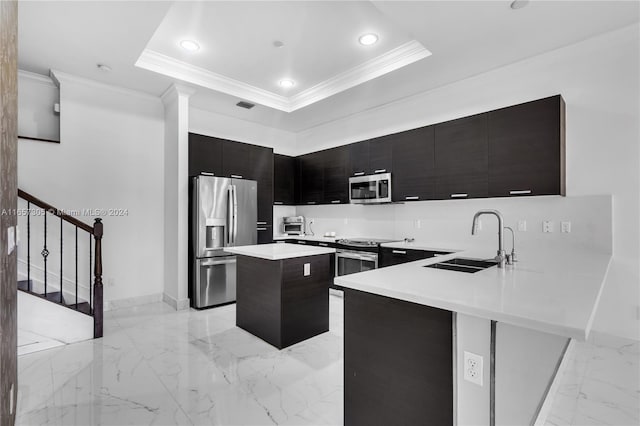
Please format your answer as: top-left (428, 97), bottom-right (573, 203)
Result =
top-left (543, 221), bottom-right (554, 233)
top-left (464, 351), bottom-right (483, 386)
top-left (415, 220), bottom-right (421, 229)
top-left (518, 220), bottom-right (527, 232)
top-left (561, 221), bottom-right (571, 233)
top-left (303, 263), bottom-right (311, 276)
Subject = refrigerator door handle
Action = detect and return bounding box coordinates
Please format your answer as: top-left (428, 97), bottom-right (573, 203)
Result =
top-left (227, 186), bottom-right (234, 245)
top-left (233, 184), bottom-right (238, 244)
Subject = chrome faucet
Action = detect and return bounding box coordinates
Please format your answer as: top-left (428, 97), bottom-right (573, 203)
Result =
top-left (471, 210), bottom-right (506, 268)
top-left (504, 226), bottom-right (517, 265)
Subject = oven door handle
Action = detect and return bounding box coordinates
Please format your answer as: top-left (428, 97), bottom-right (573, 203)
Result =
top-left (337, 251), bottom-right (378, 262)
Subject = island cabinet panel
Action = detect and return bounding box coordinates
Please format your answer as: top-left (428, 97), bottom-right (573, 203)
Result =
top-left (273, 154), bottom-right (296, 205)
top-left (488, 95), bottom-right (566, 197)
top-left (434, 113), bottom-right (489, 200)
top-left (298, 152), bottom-right (324, 205)
top-left (344, 289), bottom-right (453, 425)
top-left (391, 126), bottom-right (436, 202)
top-left (188, 133), bottom-right (223, 176)
top-left (236, 254), bottom-right (331, 349)
top-left (321, 145), bottom-right (350, 204)
top-left (378, 247), bottom-right (450, 267)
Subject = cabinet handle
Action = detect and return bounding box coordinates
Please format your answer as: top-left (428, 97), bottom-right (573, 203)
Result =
top-left (200, 172), bottom-right (214, 176)
top-left (257, 221), bottom-right (267, 225)
top-left (374, 169), bottom-right (387, 174)
top-left (450, 193), bottom-right (468, 198)
top-left (274, 201), bottom-right (284, 205)
top-left (307, 201), bottom-right (316, 205)
top-left (509, 190), bottom-right (532, 195)
top-left (276, 240), bottom-right (286, 244)
top-left (230, 174), bottom-right (243, 179)
top-left (405, 196), bottom-right (419, 200)
top-left (331, 200), bottom-right (341, 204)
top-left (298, 241), bottom-right (306, 244)
top-left (257, 227), bottom-right (267, 231)
top-left (392, 250), bottom-right (407, 255)
top-left (319, 243), bottom-right (328, 247)
top-left (354, 172), bottom-right (365, 176)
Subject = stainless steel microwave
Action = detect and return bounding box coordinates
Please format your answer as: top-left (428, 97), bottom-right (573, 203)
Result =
top-left (349, 173), bottom-right (392, 204)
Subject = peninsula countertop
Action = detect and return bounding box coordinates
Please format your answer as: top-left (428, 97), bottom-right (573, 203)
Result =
top-left (225, 243), bottom-right (336, 260)
top-left (335, 246), bottom-right (611, 340)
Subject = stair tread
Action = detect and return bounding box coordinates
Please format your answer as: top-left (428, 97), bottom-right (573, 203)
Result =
top-left (18, 280), bottom-right (92, 315)
top-left (67, 302), bottom-right (92, 315)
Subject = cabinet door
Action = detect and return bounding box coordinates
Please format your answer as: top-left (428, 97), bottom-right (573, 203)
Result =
top-left (488, 95), bottom-right (565, 197)
top-left (379, 247), bottom-right (447, 267)
top-left (222, 140), bottom-right (251, 179)
top-left (322, 146), bottom-right (349, 204)
top-left (368, 135), bottom-right (393, 175)
top-left (274, 154), bottom-right (296, 205)
top-left (391, 126), bottom-right (436, 202)
top-left (249, 145), bottom-right (274, 226)
top-left (348, 141), bottom-right (369, 177)
top-left (434, 114), bottom-right (488, 200)
top-left (188, 133), bottom-right (223, 177)
top-left (257, 225), bottom-right (273, 244)
top-left (299, 152), bottom-right (324, 205)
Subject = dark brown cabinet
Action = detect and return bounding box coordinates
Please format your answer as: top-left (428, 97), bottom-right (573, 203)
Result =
top-left (379, 247), bottom-right (451, 267)
top-left (391, 126), bottom-right (436, 202)
top-left (221, 140), bottom-right (252, 179)
top-left (188, 133), bottom-right (223, 177)
top-left (348, 138), bottom-right (392, 177)
top-left (488, 95), bottom-right (565, 197)
top-left (344, 289), bottom-right (453, 425)
top-left (348, 141), bottom-right (369, 176)
top-left (321, 146), bottom-right (350, 204)
top-left (298, 152), bottom-right (324, 205)
top-left (274, 154), bottom-right (296, 205)
top-left (249, 145), bottom-right (274, 232)
top-left (434, 114), bottom-right (488, 200)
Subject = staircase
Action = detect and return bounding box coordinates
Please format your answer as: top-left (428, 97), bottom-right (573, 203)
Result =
top-left (17, 189), bottom-right (104, 339)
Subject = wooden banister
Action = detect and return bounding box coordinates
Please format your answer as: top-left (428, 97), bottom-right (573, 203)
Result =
top-left (18, 189), bottom-right (93, 233)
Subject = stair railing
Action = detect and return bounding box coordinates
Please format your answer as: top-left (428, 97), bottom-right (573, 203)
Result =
top-left (17, 189), bottom-right (104, 338)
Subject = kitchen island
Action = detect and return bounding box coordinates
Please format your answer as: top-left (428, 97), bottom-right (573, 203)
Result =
top-left (335, 246), bottom-right (611, 425)
top-left (225, 243), bottom-right (335, 349)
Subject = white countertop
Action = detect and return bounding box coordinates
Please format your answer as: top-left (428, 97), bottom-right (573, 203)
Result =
top-left (225, 243), bottom-right (336, 260)
top-left (335, 246), bottom-right (611, 340)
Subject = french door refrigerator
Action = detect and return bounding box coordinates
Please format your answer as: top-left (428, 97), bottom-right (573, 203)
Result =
top-left (191, 175), bottom-right (257, 309)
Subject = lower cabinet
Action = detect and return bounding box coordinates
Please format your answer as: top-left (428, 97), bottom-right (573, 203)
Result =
top-left (257, 225), bottom-right (273, 244)
top-left (344, 289), bottom-right (453, 425)
top-left (378, 247), bottom-right (450, 267)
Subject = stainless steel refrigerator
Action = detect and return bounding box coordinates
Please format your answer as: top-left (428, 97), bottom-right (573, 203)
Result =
top-left (191, 175), bottom-right (257, 309)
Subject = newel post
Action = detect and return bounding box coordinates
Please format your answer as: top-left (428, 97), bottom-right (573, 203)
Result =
top-left (93, 218), bottom-right (103, 338)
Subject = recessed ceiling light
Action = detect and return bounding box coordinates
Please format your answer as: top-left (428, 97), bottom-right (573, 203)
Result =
top-left (96, 63), bottom-right (112, 72)
top-left (358, 33), bottom-right (379, 46)
top-left (180, 39), bottom-right (200, 52)
top-left (510, 0), bottom-right (530, 10)
top-left (279, 79), bottom-right (295, 88)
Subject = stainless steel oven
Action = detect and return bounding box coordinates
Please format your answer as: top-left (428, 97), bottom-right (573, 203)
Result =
top-left (349, 173), bottom-right (392, 204)
top-left (335, 249), bottom-right (378, 277)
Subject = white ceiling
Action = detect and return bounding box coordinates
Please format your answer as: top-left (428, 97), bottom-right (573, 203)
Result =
top-left (18, 1), bottom-right (639, 132)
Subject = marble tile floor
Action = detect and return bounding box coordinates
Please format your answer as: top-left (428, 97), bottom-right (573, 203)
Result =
top-left (18, 329), bottom-right (65, 356)
top-left (16, 291), bottom-right (639, 426)
top-left (17, 294), bottom-right (345, 425)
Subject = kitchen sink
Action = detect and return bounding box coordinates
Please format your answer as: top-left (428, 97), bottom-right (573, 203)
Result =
top-left (424, 257), bottom-right (498, 273)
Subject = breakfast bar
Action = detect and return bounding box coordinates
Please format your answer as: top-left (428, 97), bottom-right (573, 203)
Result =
top-left (225, 243), bottom-right (335, 349)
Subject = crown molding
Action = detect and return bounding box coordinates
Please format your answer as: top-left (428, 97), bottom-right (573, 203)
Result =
top-left (160, 83), bottom-right (196, 105)
top-left (49, 69), bottom-right (162, 103)
top-left (18, 69), bottom-right (58, 88)
top-left (136, 49), bottom-right (291, 111)
top-left (135, 40), bottom-right (431, 113)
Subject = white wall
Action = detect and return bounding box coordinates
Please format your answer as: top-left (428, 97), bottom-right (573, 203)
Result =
top-left (189, 107), bottom-right (298, 155)
top-left (296, 24), bottom-right (640, 340)
top-left (18, 72), bottom-right (165, 308)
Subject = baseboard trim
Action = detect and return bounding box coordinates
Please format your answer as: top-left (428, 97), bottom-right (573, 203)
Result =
top-left (162, 293), bottom-right (190, 311)
top-left (104, 293), bottom-right (163, 311)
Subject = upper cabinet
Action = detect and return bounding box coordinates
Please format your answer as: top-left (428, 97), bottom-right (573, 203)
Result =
top-left (321, 145), bottom-right (350, 204)
top-left (348, 137), bottom-right (392, 177)
top-left (434, 114), bottom-right (488, 200)
top-left (249, 145), bottom-right (274, 228)
top-left (222, 140), bottom-right (252, 179)
top-left (487, 95), bottom-right (565, 197)
top-left (298, 152), bottom-right (324, 205)
top-left (391, 127), bottom-right (435, 202)
top-left (274, 154), bottom-right (296, 205)
top-left (188, 133), bottom-right (223, 177)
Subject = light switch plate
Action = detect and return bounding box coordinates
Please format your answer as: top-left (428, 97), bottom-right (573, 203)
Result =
top-left (518, 220), bottom-right (527, 232)
top-left (7, 226), bottom-right (15, 255)
top-left (303, 263), bottom-right (310, 276)
top-left (561, 221), bottom-right (571, 233)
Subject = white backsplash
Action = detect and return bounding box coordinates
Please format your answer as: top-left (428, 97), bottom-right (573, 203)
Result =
top-left (291, 195), bottom-right (612, 256)
top-left (273, 205), bottom-right (297, 236)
